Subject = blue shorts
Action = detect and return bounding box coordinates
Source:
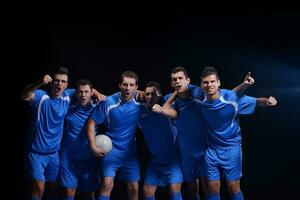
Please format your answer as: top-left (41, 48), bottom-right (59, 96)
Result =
top-left (59, 150), bottom-right (100, 191)
top-left (101, 151), bottom-right (140, 182)
top-left (26, 152), bottom-right (59, 182)
top-left (205, 145), bottom-right (242, 181)
top-left (144, 157), bottom-right (183, 186)
top-left (181, 154), bottom-right (205, 182)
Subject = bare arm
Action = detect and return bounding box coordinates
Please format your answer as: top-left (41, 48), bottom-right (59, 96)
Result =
top-left (256, 96), bottom-right (277, 107)
top-left (232, 72), bottom-right (255, 93)
top-left (20, 74), bottom-right (52, 102)
top-left (86, 118), bottom-right (106, 157)
top-left (135, 90), bottom-right (145, 102)
top-left (152, 104), bottom-right (178, 118)
top-left (162, 91), bottom-right (178, 110)
top-left (92, 88), bottom-right (106, 101)
top-left (155, 91), bottom-right (178, 118)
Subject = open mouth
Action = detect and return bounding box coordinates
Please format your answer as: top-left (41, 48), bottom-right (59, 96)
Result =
top-left (175, 85), bottom-right (182, 90)
top-left (56, 87), bottom-right (62, 93)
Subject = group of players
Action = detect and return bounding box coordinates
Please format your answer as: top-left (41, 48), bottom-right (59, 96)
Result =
top-left (21, 66), bottom-right (277, 200)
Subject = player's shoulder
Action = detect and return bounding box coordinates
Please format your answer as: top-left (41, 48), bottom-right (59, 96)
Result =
top-left (63, 88), bottom-right (76, 96)
top-left (163, 93), bottom-right (172, 101)
top-left (102, 92), bottom-right (121, 107)
top-left (106, 92), bottom-right (119, 101)
top-left (189, 84), bottom-right (203, 97)
top-left (188, 84), bottom-right (201, 91)
top-left (220, 89), bottom-right (236, 96)
top-left (33, 89), bottom-right (49, 102)
top-left (35, 89), bottom-right (47, 96)
top-left (219, 89), bottom-right (240, 102)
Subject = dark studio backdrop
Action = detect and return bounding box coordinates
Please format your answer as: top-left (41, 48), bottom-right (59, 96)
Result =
top-left (10, 2), bottom-right (300, 199)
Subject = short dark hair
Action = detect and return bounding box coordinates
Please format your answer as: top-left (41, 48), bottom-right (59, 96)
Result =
top-left (120, 71), bottom-right (139, 84)
top-left (54, 67), bottom-right (69, 76)
top-left (145, 81), bottom-right (160, 90)
top-left (171, 66), bottom-right (189, 78)
top-left (145, 81), bottom-right (161, 95)
top-left (200, 66), bottom-right (219, 81)
top-left (75, 79), bottom-right (93, 91)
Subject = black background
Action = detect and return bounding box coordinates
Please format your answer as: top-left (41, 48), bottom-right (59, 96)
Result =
top-left (8, 1), bottom-right (300, 199)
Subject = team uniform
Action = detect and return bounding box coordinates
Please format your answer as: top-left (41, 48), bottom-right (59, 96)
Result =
top-left (25, 89), bottom-right (75, 182)
top-left (195, 89), bottom-right (256, 181)
top-left (170, 84), bottom-right (208, 181)
top-left (60, 101), bottom-right (100, 191)
top-left (90, 92), bottom-right (142, 181)
top-left (138, 99), bottom-right (183, 187)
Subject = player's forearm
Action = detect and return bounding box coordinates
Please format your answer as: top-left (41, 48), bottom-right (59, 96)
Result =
top-left (86, 119), bottom-right (97, 149)
top-left (162, 108), bottom-right (178, 118)
top-left (20, 79), bottom-right (46, 101)
top-left (256, 96), bottom-right (277, 107)
top-left (92, 88), bottom-right (106, 101)
top-left (162, 91), bottom-right (177, 110)
top-left (233, 72), bottom-right (254, 93)
top-left (161, 92), bottom-right (178, 118)
top-left (232, 83), bottom-right (248, 93)
top-left (256, 97), bottom-right (271, 107)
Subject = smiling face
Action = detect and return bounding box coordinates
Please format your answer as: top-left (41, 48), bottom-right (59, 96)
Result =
top-left (170, 71), bottom-right (190, 95)
top-left (119, 77), bottom-right (138, 102)
top-left (201, 74), bottom-right (221, 100)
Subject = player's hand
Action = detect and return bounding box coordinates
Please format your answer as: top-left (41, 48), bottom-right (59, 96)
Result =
top-left (135, 90), bottom-right (145, 102)
top-left (267, 96), bottom-right (277, 106)
top-left (243, 72), bottom-right (254, 86)
top-left (91, 146), bottom-right (106, 157)
top-left (152, 104), bottom-right (163, 114)
top-left (43, 74), bottom-right (52, 84)
top-left (96, 94), bottom-right (106, 102)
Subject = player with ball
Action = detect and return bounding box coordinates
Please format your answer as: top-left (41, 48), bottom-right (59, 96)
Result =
top-left (87, 71), bottom-right (142, 200)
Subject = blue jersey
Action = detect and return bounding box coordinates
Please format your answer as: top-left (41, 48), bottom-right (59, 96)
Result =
top-left (27, 89), bottom-right (75, 154)
top-left (196, 89), bottom-right (257, 148)
top-left (171, 84), bottom-right (208, 157)
top-left (62, 101), bottom-right (97, 160)
top-left (138, 100), bottom-right (179, 165)
top-left (91, 92), bottom-right (142, 156)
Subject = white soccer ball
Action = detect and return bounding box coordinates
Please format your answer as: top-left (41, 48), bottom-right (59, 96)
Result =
top-left (95, 134), bottom-right (112, 153)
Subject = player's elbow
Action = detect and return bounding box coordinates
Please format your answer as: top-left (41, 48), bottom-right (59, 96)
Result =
top-left (20, 92), bottom-right (33, 102)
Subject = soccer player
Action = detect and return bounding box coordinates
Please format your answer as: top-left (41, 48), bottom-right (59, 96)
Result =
top-left (162, 66), bottom-right (254, 200)
top-left (60, 79), bottom-right (106, 200)
top-left (138, 81), bottom-right (183, 200)
top-left (21, 67), bottom-right (75, 200)
top-left (86, 71), bottom-right (142, 200)
top-left (165, 67), bottom-right (208, 200)
top-left (197, 66), bottom-right (277, 200)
